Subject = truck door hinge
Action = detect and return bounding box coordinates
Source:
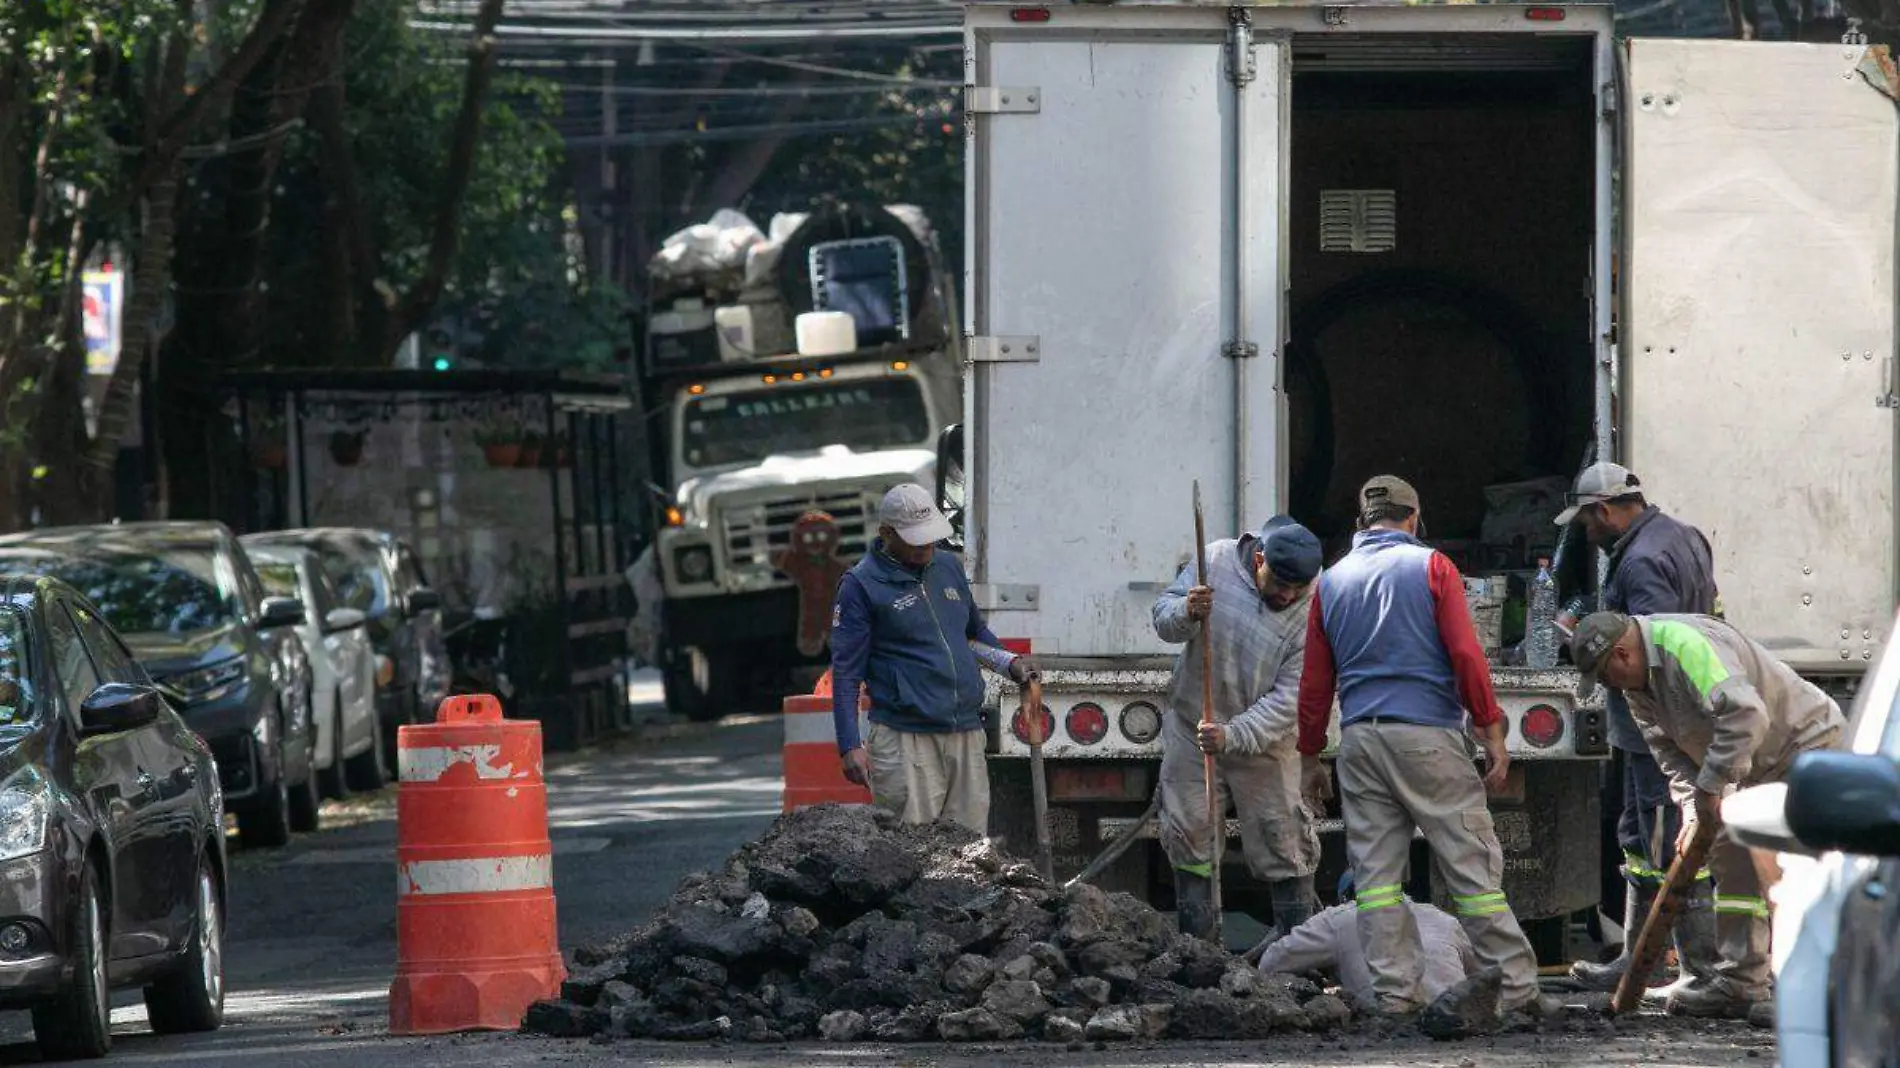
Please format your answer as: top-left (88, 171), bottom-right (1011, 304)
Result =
top-left (1600, 80), bottom-right (1617, 118)
top-left (1878, 356), bottom-right (1897, 409)
top-left (965, 86), bottom-right (1041, 115)
top-left (1227, 8), bottom-right (1257, 87)
top-left (968, 335), bottom-right (1041, 363)
top-left (1222, 340), bottom-right (1260, 360)
top-left (974, 584), bottom-right (1038, 611)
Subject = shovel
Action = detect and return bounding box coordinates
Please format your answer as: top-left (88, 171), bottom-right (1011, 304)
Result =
top-left (1193, 481), bottom-right (1224, 943)
top-left (1022, 676), bottom-right (1055, 883)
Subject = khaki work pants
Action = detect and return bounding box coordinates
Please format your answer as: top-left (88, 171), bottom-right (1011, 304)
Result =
top-left (866, 722), bottom-right (989, 833)
top-left (1158, 711), bottom-right (1319, 880)
top-left (1336, 722), bottom-right (1540, 1012)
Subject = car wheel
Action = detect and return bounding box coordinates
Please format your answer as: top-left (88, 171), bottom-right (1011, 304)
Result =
top-left (318, 689), bottom-right (351, 802)
top-left (345, 706), bottom-right (389, 792)
top-left (238, 762), bottom-right (293, 850)
top-left (33, 862), bottom-right (111, 1059)
top-left (288, 755), bottom-right (321, 834)
top-left (144, 851), bottom-right (224, 1034)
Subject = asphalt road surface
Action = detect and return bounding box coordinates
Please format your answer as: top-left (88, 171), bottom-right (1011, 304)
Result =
top-left (0, 689), bottom-right (1777, 1067)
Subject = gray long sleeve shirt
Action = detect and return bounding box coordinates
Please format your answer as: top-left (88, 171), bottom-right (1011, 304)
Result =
top-left (1153, 537), bottom-right (1313, 756)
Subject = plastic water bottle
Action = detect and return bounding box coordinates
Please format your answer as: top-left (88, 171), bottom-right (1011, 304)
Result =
top-left (1526, 556), bottom-right (1560, 669)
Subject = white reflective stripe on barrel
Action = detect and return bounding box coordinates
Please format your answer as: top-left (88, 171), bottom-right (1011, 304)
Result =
top-left (398, 744), bottom-right (530, 784)
top-left (398, 855), bottom-right (554, 896)
top-left (783, 709), bottom-right (869, 746)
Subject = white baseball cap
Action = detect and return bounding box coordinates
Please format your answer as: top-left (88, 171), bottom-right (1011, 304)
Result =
top-left (879, 484), bottom-right (953, 547)
top-left (1554, 462), bottom-right (1642, 526)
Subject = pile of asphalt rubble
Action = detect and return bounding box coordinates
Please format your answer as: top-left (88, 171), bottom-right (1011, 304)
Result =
top-left (524, 803), bottom-right (1373, 1045)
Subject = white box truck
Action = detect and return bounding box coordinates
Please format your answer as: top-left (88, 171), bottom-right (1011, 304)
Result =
top-left (949, 1), bottom-right (1896, 955)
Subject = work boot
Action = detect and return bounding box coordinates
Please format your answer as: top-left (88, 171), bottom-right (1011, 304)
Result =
top-left (1268, 876), bottom-right (1319, 936)
top-left (1642, 880), bottom-right (1721, 1008)
top-left (1174, 869), bottom-right (1215, 940)
top-left (1666, 976), bottom-right (1766, 1020)
top-left (1571, 881), bottom-right (1667, 992)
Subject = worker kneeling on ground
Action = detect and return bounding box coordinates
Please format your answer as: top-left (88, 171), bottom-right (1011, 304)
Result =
top-left (1153, 515), bottom-right (1325, 941)
top-left (1256, 873), bottom-right (1478, 1012)
top-left (1296, 475), bottom-right (1546, 1019)
top-left (1569, 611), bottom-right (1846, 1019)
top-left (830, 484), bottom-right (1036, 833)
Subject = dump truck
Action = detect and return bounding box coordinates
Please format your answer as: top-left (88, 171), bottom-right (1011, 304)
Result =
top-left (949, 1), bottom-right (1896, 956)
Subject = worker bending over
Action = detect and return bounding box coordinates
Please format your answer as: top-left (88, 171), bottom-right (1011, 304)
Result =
top-left (1257, 873), bottom-right (1478, 1011)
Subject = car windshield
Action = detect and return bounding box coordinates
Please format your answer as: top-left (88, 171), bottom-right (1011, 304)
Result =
top-left (311, 541), bottom-right (391, 618)
top-left (255, 562), bottom-right (301, 601)
top-left (0, 607), bottom-right (29, 727)
top-left (0, 547), bottom-right (237, 636)
top-left (680, 377), bottom-right (930, 469)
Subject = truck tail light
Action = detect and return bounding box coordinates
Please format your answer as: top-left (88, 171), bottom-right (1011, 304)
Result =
top-left (1119, 701), bottom-right (1162, 744)
top-left (1525, 6), bottom-right (1566, 18)
top-left (1520, 704), bottom-right (1566, 749)
top-left (1010, 7), bottom-right (1052, 22)
top-left (1011, 704), bottom-right (1052, 745)
top-left (1066, 702), bottom-right (1109, 746)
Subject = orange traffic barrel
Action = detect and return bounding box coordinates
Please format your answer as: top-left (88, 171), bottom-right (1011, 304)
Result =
top-left (389, 694), bottom-right (565, 1035)
top-left (783, 677), bottom-right (872, 811)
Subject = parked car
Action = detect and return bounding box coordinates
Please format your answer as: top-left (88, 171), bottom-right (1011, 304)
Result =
top-left (241, 540), bottom-right (385, 797)
top-left (0, 522), bottom-right (319, 847)
top-left (0, 573), bottom-right (227, 1060)
top-left (1724, 609), bottom-right (1900, 1066)
top-left (243, 528), bottom-right (446, 745)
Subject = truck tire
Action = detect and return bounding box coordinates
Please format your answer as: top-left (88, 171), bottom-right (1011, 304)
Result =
top-left (663, 646), bottom-right (732, 722)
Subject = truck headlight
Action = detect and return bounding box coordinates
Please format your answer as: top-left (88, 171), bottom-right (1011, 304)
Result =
top-left (0, 775), bottom-right (49, 863)
top-left (674, 545), bottom-right (714, 583)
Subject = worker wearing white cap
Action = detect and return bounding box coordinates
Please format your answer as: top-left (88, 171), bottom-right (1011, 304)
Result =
top-left (829, 484), bottom-right (1036, 832)
top-left (1554, 462), bottom-right (1722, 996)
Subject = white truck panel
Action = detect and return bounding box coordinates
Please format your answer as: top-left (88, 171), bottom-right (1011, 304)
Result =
top-left (1623, 39), bottom-right (1898, 672)
top-left (969, 16), bottom-right (1286, 655)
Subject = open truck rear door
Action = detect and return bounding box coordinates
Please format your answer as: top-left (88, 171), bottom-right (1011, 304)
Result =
top-left (1622, 38), bottom-right (1899, 672)
top-left (965, 6), bottom-right (1287, 656)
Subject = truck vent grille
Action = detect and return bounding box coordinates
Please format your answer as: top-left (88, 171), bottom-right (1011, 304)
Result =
top-left (1320, 189), bottom-right (1396, 253)
top-left (723, 490), bottom-right (876, 574)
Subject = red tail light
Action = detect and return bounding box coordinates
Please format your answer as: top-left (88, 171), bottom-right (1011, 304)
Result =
top-left (1012, 704), bottom-right (1052, 745)
top-left (1010, 7), bottom-right (1052, 22)
top-left (1520, 704), bottom-right (1566, 748)
top-left (1525, 6), bottom-right (1567, 19)
top-left (1066, 702), bottom-right (1109, 746)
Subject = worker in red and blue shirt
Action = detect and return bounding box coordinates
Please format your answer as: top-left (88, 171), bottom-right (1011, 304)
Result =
top-left (830, 484), bottom-right (1035, 833)
top-left (1295, 475), bottom-right (1545, 1020)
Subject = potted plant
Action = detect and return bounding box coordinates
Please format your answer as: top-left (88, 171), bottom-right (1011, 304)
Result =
top-left (329, 429), bottom-right (368, 467)
top-left (250, 417), bottom-right (288, 470)
top-left (476, 426), bottom-right (522, 468)
top-left (516, 429), bottom-right (544, 469)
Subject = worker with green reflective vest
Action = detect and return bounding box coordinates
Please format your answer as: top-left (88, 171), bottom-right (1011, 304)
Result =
top-left (1569, 611), bottom-right (1848, 1020)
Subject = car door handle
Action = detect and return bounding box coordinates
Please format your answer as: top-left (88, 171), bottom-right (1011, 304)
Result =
top-left (1864, 879), bottom-right (1888, 902)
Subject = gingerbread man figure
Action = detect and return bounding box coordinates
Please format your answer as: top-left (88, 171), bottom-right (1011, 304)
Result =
top-left (774, 510), bottom-right (852, 657)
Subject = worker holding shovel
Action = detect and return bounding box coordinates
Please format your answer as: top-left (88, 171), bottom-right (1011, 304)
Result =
top-left (1152, 513), bottom-right (1325, 944)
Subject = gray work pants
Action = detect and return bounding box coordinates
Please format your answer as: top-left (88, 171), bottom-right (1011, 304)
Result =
top-left (866, 722), bottom-right (989, 833)
top-left (1158, 711), bottom-right (1318, 880)
top-left (1336, 721), bottom-right (1540, 1012)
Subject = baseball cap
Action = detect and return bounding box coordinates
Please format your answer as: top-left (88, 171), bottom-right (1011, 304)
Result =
top-left (1554, 462), bottom-right (1643, 526)
top-left (1570, 611), bottom-right (1634, 699)
top-left (878, 483), bottom-right (954, 547)
top-left (1257, 515), bottom-right (1323, 584)
top-left (1359, 475), bottom-right (1421, 516)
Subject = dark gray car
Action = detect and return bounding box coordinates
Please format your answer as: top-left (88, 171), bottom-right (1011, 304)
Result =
top-left (0, 573), bottom-right (228, 1060)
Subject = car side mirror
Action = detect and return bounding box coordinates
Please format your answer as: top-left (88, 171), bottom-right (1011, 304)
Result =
top-left (935, 423), bottom-right (966, 550)
top-left (79, 683), bottom-right (163, 736)
top-left (1785, 750), bottom-right (1900, 857)
top-left (259, 596), bottom-right (306, 630)
top-left (1720, 783), bottom-right (1818, 858)
top-left (324, 607), bottom-right (367, 633)
top-left (406, 587), bottom-right (443, 614)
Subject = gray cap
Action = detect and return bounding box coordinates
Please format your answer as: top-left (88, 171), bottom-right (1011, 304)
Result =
top-left (1256, 515), bottom-right (1323, 584)
top-left (878, 483), bottom-right (953, 547)
top-left (1554, 462), bottom-right (1642, 526)
top-left (1359, 474), bottom-right (1421, 516)
top-left (1570, 611), bottom-right (1634, 699)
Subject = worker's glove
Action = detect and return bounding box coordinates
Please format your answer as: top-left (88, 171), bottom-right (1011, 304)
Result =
top-left (1299, 755), bottom-right (1334, 808)
top-left (1008, 657), bottom-right (1040, 685)
top-left (1677, 789), bottom-right (1723, 854)
top-left (1185, 585), bottom-right (1214, 622)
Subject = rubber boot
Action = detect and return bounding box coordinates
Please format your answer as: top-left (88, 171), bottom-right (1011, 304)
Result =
top-left (1667, 976), bottom-right (1765, 1019)
top-left (1174, 869), bottom-right (1215, 941)
top-left (1643, 879), bottom-right (1719, 1008)
top-left (1269, 877), bottom-right (1319, 936)
top-left (1570, 880), bottom-right (1667, 992)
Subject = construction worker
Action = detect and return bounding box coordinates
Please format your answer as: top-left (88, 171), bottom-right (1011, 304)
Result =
top-left (830, 484), bottom-right (1036, 833)
top-left (1568, 611), bottom-right (1846, 1018)
top-left (1153, 515), bottom-right (1324, 941)
top-left (1295, 475), bottom-right (1545, 1018)
top-left (1554, 462), bottom-right (1721, 994)
top-left (1256, 873), bottom-right (1480, 1011)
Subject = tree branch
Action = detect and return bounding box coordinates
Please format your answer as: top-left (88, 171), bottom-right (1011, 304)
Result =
top-left (381, 0), bottom-right (507, 360)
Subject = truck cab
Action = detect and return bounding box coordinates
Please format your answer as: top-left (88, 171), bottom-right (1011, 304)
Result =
top-left (956, 1), bottom-right (1896, 954)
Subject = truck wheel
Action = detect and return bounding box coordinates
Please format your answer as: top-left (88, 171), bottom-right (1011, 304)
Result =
top-left (663, 647), bottom-right (731, 721)
top-left (1523, 914), bottom-right (1570, 968)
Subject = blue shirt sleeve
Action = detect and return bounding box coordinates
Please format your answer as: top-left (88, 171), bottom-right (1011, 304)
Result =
top-left (1617, 555), bottom-right (1678, 616)
top-left (958, 561), bottom-right (1016, 673)
top-left (830, 573), bottom-right (872, 753)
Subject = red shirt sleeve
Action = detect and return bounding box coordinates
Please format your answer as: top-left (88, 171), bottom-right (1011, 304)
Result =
top-left (1428, 552), bottom-right (1503, 729)
top-left (1296, 586), bottom-right (1337, 757)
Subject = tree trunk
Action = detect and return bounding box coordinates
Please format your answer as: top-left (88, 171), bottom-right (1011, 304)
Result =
top-left (87, 178), bottom-right (179, 484)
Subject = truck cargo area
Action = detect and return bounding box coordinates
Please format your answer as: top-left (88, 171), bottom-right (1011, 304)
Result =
top-left (1285, 34), bottom-right (1599, 567)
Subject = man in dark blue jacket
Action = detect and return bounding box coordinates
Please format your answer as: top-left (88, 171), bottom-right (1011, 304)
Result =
top-left (1554, 462), bottom-right (1720, 996)
top-left (829, 484), bottom-right (1034, 832)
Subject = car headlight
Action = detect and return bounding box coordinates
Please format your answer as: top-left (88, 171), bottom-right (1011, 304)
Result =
top-left (0, 774), bottom-right (49, 863)
top-left (673, 545), bottom-right (714, 583)
top-left (157, 657), bottom-right (247, 705)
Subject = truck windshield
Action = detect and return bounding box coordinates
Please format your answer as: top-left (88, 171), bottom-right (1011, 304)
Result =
top-left (681, 377), bottom-right (930, 469)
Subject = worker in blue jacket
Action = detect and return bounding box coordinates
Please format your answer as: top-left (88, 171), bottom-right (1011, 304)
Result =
top-left (830, 484), bottom-right (1035, 832)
